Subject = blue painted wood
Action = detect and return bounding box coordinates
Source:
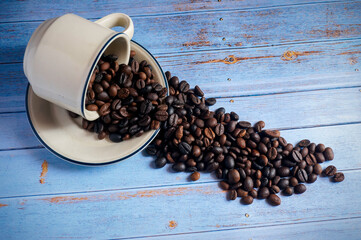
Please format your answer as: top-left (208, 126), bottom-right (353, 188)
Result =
top-left (0, 0), bottom-right (347, 23)
top-left (141, 217), bottom-right (361, 240)
top-left (0, 1), bottom-right (360, 239)
top-left (2, 39), bottom-right (361, 113)
top-left (1, 87), bottom-right (360, 150)
top-left (0, 170), bottom-right (359, 239)
top-left (0, 1), bottom-right (360, 63)
top-left (0, 123), bottom-right (359, 198)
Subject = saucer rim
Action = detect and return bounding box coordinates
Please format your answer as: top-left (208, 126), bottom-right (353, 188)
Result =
top-left (25, 40), bottom-right (167, 166)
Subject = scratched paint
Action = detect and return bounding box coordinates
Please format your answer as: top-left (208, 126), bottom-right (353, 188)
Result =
top-left (168, 220), bottom-right (178, 229)
top-left (39, 160), bottom-right (48, 184)
top-left (194, 54), bottom-right (277, 65)
top-left (183, 28), bottom-right (211, 47)
top-left (0, 203), bottom-right (8, 208)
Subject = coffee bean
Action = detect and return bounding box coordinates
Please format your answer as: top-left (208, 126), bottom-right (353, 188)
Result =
top-left (315, 152), bottom-right (325, 163)
top-left (86, 104), bottom-right (98, 111)
top-left (254, 121), bottom-right (265, 132)
top-left (155, 157), bottom-right (167, 168)
top-left (263, 130), bottom-right (280, 138)
top-left (277, 166), bottom-right (290, 177)
top-left (243, 176), bottom-right (254, 191)
top-left (241, 196), bottom-right (254, 205)
top-left (109, 133), bottom-right (122, 143)
top-left (316, 143), bottom-right (325, 153)
top-left (190, 171), bottom-right (200, 181)
top-left (323, 165), bottom-right (337, 176)
top-left (294, 184), bottom-right (307, 194)
top-left (283, 187), bottom-right (294, 196)
top-left (228, 169), bottom-right (241, 184)
top-left (179, 142), bottom-right (191, 155)
top-left (313, 163), bottom-right (322, 175)
top-left (194, 85), bottom-right (204, 97)
top-left (333, 172), bottom-right (345, 182)
top-left (179, 80), bottom-right (190, 92)
top-left (238, 121), bottom-right (251, 128)
top-left (289, 177), bottom-right (298, 187)
top-left (155, 111), bottom-right (169, 121)
top-left (324, 147), bottom-right (334, 160)
top-left (205, 98), bottom-right (216, 106)
top-left (229, 190), bottom-right (237, 200)
top-left (258, 187), bottom-right (270, 199)
top-left (297, 169), bottom-right (308, 182)
top-left (298, 139), bottom-right (310, 147)
top-left (168, 113), bottom-right (179, 127)
top-left (220, 181), bottom-right (230, 190)
top-left (267, 194), bottom-right (281, 206)
top-left (307, 173), bottom-right (317, 183)
top-left (172, 162), bottom-right (186, 172)
top-left (278, 179), bottom-right (289, 190)
top-left (291, 150), bottom-right (302, 163)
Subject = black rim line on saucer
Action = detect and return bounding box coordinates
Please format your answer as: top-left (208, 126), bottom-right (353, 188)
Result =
top-left (25, 40), bottom-right (168, 166)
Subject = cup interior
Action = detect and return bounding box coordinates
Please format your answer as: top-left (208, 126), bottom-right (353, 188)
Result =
top-left (83, 33), bottom-right (130, 121)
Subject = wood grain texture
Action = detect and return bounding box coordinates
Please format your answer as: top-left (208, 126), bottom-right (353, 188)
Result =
top-left (138, 217), bottom-right (361, 240)
top-left (2, 39), bottom-right (361, 112)
top-left (0, 170), bottom-right (359, 239)
top-left (1, 87), bottom-right (360, 150)
top-left (1, 1), bottom-right (360, 63)
top-left (0, 123), bottom-right (359, 198)
top-left (0, 0), bottom-right (347, 23)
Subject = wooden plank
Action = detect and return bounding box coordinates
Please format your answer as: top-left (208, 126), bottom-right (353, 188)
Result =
top-left (0, 0), bottom-right (347, 23)
top-left (0, 170), bottom-right (359, 239)
top-left (1, 87), bottom-right (360, 150)
top-left (0, 123), bottom-right (360, 198)
top-left (1, 2), bottom-right (360, 63)
top-left (2, 39), bottom-right (361, 113)
top-left (141, 217), bottom-right (361, 240)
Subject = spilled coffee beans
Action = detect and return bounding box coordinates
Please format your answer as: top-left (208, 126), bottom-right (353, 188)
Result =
top-left (146, 71), bottom-right (345, 206)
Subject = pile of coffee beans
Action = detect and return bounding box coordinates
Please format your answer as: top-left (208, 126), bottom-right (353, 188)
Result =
top-left (146, 71), bottom-right (344, 206)
top-left (70, 51), bottom-right (168, 142)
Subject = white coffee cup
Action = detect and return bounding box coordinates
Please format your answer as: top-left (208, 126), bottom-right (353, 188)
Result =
top-left (23, 13), bottom-right (134, 120)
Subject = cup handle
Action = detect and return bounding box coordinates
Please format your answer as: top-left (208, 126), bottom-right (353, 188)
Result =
top-left (95, 13), bottom-right (134, 39)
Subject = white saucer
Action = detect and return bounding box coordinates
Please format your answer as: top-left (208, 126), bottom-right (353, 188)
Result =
top-left (26, 40), bottom-right (167, 165)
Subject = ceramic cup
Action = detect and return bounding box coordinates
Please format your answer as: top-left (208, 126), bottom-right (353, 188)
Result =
top-left (23, 13), bottom-right (134, 120)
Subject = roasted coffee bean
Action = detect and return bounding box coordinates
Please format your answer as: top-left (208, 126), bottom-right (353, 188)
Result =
top-left (278, 179), bottom-right (289, 190)
top-left (267, 194), bottom-right (281, 206)
top-left (172, 162), bottom-right (186, 172)
top-left (283, 187), bottom-right (294, 196)
top-left (194, 85), bottom-right (204, 97)
top-left (241, 196), bottom-right (253, 205)
top-left (307, 173), bottom-right (317, 183)
top-left (277, 166), bottom-right (290, 177)
top-left (324, 147), bottom-right (334, 160)
top-left (109, 133), bottom-right (122, 143)
top-left (86, 104), bottom-right (98, 111)
top-left (323, 165), bottom-right (337, 176)
top-left (205, 98), bottom-right (216, 106)
top-left (243, 176), bottom-right (254, 191)
top-left (263, 129), bottom-right (280, 138)
top-left (229, 190), bottom-right (237, 200)
top-left (333, 172), bottom-right (345, 182)
top-left (219, 181), bottom-right (230, 190)
top-left (291, 150), bottom-right (302, 163)
top-left (289, 177), bottom-right (298, 187)
top-left (178, 80), bottom-right (190, 92)
top-left (270, 185), bottom-right (280, 194)
top-left (298, 139), bottom-right (311, 147)
top-left (228, 169), bottom-right (241, 184)
top-left (258, 187), bottom-right (270, 199)
top-left (297, 169), bottom-right (308, 182)
top-left (237, 121), bottom-right (251, 128)
top-left (313, 164), bottom-right (323, 175)
top-left (155, 157), bottom-right (167, 168)
top-left (294, 184), bottom-right (307, 194)
top-left (316, 143), bottom-right (325, 153)
top-left (190, 171), bottom-right (200, 181)
top-left (155, 111), bottom-right (169, 121)
top-left (315, 152), bottom-right (325, 163)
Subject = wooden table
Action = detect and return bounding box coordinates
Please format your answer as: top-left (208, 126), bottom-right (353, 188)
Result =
top-left (1, 1), bottom-right (360, 239)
